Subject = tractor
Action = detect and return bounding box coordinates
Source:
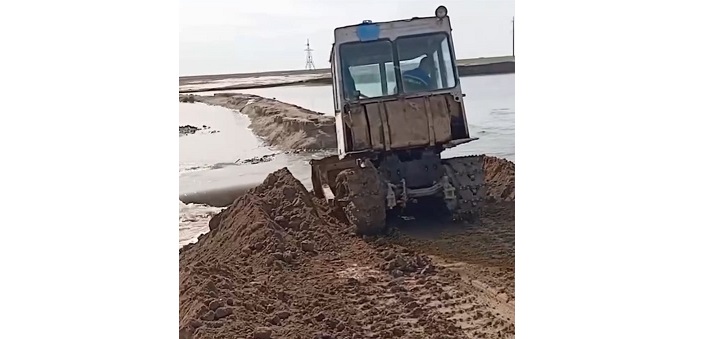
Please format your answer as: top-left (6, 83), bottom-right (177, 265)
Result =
top-left (310, 6), bottom-right (486, 234)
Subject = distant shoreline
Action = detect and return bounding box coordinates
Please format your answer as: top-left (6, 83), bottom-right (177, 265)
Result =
top-left (179, 56), bottom-right (515, 93)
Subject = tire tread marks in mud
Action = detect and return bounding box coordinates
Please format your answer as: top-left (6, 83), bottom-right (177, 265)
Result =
top-left (335, 166), bottom-right (386, 235)
top-left (443, 155), bottom-right (486, 222)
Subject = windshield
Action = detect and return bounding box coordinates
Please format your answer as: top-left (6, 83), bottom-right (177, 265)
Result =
top-left (339, 32), bottom-right (457, 100)
top-left (396, 33), bottom-right (457, 94)
top-left (339, 40), bottom-right (397, 100)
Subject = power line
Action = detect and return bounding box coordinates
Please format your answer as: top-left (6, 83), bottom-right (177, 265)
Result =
top-left (512, 17), bottom-right (514, 57)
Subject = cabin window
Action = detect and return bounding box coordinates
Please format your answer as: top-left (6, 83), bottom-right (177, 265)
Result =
top-left (339, 40), bottom-right (397, 100)
top-left (395, 33), bottom-right (457, 94)
top-left (337, 33), bottom-right (457, 100)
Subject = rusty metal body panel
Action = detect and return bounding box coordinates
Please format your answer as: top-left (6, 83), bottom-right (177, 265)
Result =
top-left (338, 93), bottom-right (468, 154)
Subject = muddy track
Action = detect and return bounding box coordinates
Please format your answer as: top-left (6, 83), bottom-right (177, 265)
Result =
top-left (381, 201), bottom-right (515, 338)
top-left (335, 165), bottom-right (387, 235)
top-left (443, 155), bottom-right (487, 222)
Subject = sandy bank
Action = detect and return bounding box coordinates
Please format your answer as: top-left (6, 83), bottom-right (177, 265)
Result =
top-left (182, 93), bottom-right (336, 151)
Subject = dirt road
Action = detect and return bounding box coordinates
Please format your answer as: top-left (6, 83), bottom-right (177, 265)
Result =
top-left (179, 157), bottom-right (515, 339)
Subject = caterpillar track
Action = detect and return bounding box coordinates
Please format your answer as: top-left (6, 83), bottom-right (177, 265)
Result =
top-left (442, 155), bottom-right (486, 222)
top-left (311, 154), bottom-right (487, 235)
top-left (333, 165), bottom-right (387, 235)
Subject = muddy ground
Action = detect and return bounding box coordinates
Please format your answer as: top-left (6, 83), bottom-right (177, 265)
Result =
top-left (180, 124), bottom-right (220, 137)
top-left (181, 93), bottom-right (336, 150)
top-left (179, 157), bottom-right (515, 339)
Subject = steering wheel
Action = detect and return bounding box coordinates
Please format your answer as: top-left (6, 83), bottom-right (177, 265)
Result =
top-left (352, 90), bottom-right (369, 99)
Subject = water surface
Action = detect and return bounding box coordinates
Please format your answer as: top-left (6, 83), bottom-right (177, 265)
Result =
top-left (182, 74), bottom-right (514, 195)
top-left (200, 74), bottom-right (515, 161)
top-left (179, 102), bottom-right (322, 196)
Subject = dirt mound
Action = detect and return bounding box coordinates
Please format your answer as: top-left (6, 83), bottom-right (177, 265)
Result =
top-left (180, 169), bottom-right (467, 339)
top-left (193, 94), bottom-right (336, 150)
top-left (179, 169), bottom-right (342, 272)
top-left (483, 156), bottom-right (515, 203)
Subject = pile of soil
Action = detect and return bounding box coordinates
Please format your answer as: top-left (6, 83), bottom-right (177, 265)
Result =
top-left (179, 169), bottom-right (496, 339)
top-left (193, 94), bottom-right (337, 150)
top-left (483, 157), bottom-right (515, 203)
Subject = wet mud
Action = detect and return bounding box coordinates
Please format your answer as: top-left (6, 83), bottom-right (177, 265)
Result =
top-left (179, 157), bottom-right (516, 339)
top-left (180, 125), bottom-right (220, 137)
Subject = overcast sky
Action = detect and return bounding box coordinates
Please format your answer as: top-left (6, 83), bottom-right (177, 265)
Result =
top-left (180, 0), bottom-right (515, 76)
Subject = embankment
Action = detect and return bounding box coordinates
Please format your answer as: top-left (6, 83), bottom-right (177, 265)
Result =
top-left (458, 61), bottom-right (514, 77)
top-left (182, 93), bottom-right (337, 150)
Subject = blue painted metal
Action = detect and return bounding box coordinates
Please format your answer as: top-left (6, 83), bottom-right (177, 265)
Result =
top-left (356, 21), bottom-right (380, 41)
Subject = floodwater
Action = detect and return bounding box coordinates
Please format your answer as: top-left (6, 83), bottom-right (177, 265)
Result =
top-left (178, 103), bottom-right (331, 246)
top-left (179, 74), bottom-right (514, 247)
top-left (443, 74), bottom-right (515, 161)
top-left (180, 74), bottom-right (329, 92)
top-left (179, 103), bottom-right (328, 197)
top-left (198, 83), bottom-right (335, 115)
top-left (196, 74), bottom-right (515, 161)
